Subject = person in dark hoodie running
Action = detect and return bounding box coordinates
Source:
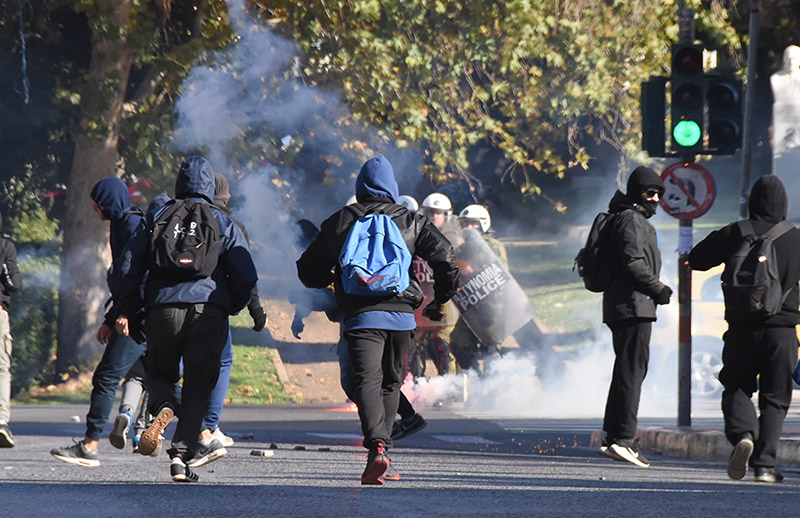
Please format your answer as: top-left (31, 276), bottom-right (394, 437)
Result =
top-left (51, 177), bottom-right (146, 466)
top-left (0, 209), bottom-right (22, 447)
top-left (114, 156), bottom-right (257, 482)
top-left (597, 166), bottom-right (672, 469)
top-left (296, 155), bottom-right (459, 485)
top-left (689, 175), bottom-right (800, 483)
top-left (187, 172), bottom-right (267, 461)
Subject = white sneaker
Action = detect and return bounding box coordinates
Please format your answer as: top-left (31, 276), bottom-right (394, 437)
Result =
top-left (212, 427), bottom-right (234, 447)
top-left (608, 442), bottom-right (650, 468)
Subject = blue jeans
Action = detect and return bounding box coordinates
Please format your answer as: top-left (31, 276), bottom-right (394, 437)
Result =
top-left (86, 330), bottom-right (146, 440)
top-left (203, 324), bottom-right (232, 432)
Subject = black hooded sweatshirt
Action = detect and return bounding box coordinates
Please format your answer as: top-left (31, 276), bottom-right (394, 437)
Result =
top-left (602, 166), bottom-right (668, 324)
top-left (689, 175), bottom-right (800, 327)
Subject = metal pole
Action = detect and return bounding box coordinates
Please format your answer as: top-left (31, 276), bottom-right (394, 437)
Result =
top-left (739, 10), bottom-right (760, 219)
top-left (677, 223), bottom-right (692, 427)
top-left (676, 7), bottom-right (695, 427)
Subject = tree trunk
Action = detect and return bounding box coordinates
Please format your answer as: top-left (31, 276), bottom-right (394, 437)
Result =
top-left (55, 2), bottom-right (133, 378)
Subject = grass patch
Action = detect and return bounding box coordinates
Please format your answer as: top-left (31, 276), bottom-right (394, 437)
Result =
top-left (12, 344), bottom-right (291, 405)
top-left (228, 345), bottom-right (292, 404)
top-left (526, 282), bottom-right (599, 334)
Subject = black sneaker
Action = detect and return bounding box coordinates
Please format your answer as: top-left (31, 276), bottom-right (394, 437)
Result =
top-left (754, 467), bottom-right (784, 483)
top-left (187, 438), bottom-right (228, 468)
top-left (139, 406), bottom-right (174, 456)
top-left (0, 423), bottom-right (15, 448)
top-left (50, 441), bottom-right (101, 467)
top-left (727, 433), bottom-right (754, 480)
top-left (391, 413), bottom-right (427, 441)
top-left (361, 442), bottom-right (390, 485)
top-left (607, 441), bottom-right (650, 468)
top-left (109, 410), bottom-right (132, 450)
top-left (170, 458), bottom-right (199, 483)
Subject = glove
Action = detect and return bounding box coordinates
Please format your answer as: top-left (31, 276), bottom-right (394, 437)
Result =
top-left (248, 302), bottom-right (267, 332)
top-left (654, 285), bottom-right (673, 305)
top-left (291, 313), bottom-right (305, 339)
top-left (422, 301), bottom-right (446, 321)
top-left (128, 311), bottom-right (146, 345)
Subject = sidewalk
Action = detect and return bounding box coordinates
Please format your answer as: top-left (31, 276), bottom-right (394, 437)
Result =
top-left (590, 393), bottom-right (800, 467)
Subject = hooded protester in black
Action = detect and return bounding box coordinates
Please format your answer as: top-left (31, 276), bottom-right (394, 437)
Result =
top-left (689, 174), bottom-right (800, 479)
top-left (602, 166), bottom-right (670, 324)
top-left (689, 174), bottom-right (800, 327)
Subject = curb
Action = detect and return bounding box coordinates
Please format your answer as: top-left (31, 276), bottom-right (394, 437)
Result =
top-left (269, 348), bottom-right (298, 403)
top-left (591, 428), bottom-right (800, 467)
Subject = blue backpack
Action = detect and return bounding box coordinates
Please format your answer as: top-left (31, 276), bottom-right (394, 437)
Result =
top-left (339, 204), bottom-right (412, 297)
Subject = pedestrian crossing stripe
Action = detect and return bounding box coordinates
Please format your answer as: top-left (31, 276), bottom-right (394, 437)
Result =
top-left (306, 432), bottom-right (363, 440)
top-left (432, 435), bottom-right (501, 445)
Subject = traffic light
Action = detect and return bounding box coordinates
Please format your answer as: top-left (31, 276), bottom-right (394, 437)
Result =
top-left (706, 75), bottom-right (743, 154)
top-left (670, 43), bottom-right (705, 155)
top-left (641, 77), bottom-right (667, 157)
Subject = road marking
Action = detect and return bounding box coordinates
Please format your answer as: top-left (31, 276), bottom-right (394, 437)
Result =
top-left (432, 435), bottom-right (501, 445)
top-left (306, 432), bottom-right (363, 440)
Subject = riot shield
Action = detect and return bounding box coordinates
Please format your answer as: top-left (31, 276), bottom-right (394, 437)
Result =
top-left (452, 228), bottom-right (534, 344)
top-left (412, 257), bottom-right (459, 330)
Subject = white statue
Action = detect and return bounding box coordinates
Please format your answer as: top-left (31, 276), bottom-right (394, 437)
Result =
top-left (771, 45), bottom-right (800, 157)
top-left (772, 45), bottom-right (800, 221)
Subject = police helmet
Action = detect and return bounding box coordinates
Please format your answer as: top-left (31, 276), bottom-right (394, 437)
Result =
top-left (421, 193), bottom-right (452, 214)
top-left (458, 204), bottom-right (491, 233)
top-left (397, 195), bottom-right (419, 212)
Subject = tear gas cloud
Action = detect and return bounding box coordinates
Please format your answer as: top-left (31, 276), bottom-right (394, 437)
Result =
top-left (173, 0), bottom-right (422, 293)
top-left (169, 0), bottom-right (732, 419)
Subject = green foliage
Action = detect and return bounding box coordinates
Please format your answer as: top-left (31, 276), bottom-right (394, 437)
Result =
top-left (264, 0), bottom-right (741, 198)
top-left (9, 207), bottom-right (60, 244)
top-left (9, 246), bottom-right (60, 395)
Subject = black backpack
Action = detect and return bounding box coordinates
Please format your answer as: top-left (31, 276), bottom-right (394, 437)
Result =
top-left (721, 220), bottom-right (794, 322)
top-left (148, 199), bottom-right (222, 281)
top-left (574, 212), bottom-right (617, 293)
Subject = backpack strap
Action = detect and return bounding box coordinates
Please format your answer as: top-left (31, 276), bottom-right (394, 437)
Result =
top-left (764, 221), bottom-right (794, 240)
top-left (737, 219), bottom-right (755, 238)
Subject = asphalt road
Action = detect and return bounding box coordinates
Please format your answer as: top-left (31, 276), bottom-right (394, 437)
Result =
top-left (2, 404), bottom-right (800, 517)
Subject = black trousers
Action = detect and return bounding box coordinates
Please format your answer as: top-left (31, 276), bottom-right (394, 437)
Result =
top-left (719, 326), bottom-right (798, 468)
top-left (603, 318), bottom-right (652, 443)
top-left (345, 328), bottom-right (414, 449)
top-left (144, 303), bottom-right (228, 459)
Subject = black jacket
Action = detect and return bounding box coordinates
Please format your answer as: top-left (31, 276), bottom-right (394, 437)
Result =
top-left (689, 175), bottom-right (800, 327)
top-left (602, 190), bottom-right (667, 324)
top-left (296, 197), bottom-right (459, 321)
top-left (0, 236), bottom-right (22, 310)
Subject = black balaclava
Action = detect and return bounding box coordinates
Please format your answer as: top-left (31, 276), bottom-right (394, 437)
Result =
top-left (626, 165), bottom-right (665, 218)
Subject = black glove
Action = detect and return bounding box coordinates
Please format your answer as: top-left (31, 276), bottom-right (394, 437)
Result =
top-left (422, 301), bottom-right (446, 321)
top-left (248, 302), bottom-right (267, 332)
top-left (654, 285), bottom-right (673, 305)
top-left (291, 313), bottom-right (305, 339)
top-left (128, 311), bottom-right (146, 345)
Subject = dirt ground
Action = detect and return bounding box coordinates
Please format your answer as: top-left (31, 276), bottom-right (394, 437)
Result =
top-left (264, 298), bottom-right (349, 404)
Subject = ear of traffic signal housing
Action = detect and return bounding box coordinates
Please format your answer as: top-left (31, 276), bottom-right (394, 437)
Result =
top-left (670, 43), bottom-right (705, 155)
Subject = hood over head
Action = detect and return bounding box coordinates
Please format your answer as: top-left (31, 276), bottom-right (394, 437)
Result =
top-left (175, 156), bottom-right (215, 202)
top-left (214, 173), bottom-right (231, 208)
top-left (147, 194), bottom-right (171, 215)
top-left (355, 155), bottom-right (399, 203)
top-left (90, 177), bottom-right (133, 221)
top-left (626, 166), bottom-right (665, 198)
top-left (749, 175), bottom-right (788, 223)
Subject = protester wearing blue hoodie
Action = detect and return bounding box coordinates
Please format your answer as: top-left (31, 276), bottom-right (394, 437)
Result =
top-left (113, 156), bottom-right (257, 483)
top-left (51, 177), bottom-right (145, 467)
top-left (297, 155), bottom-right (459, 484)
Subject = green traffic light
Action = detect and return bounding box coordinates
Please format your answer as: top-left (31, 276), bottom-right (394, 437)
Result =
top-left (673, 120), bottom-right (701, 147)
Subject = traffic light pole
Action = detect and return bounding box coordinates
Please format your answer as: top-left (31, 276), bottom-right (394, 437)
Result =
top-left (738, 9), bottom-right (759, 219)
top-left (676, 7), bottom-right (695, 428)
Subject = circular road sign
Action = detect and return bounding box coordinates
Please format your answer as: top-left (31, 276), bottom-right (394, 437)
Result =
top-left (660, 162), bottom-right (715, 220)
